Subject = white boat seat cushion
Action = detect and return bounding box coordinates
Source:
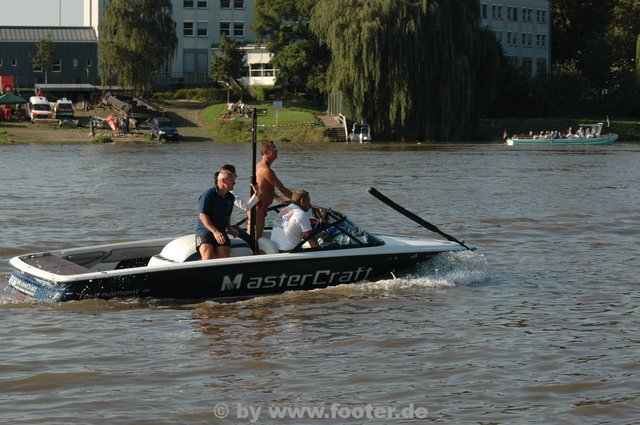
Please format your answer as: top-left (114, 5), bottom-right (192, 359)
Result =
top-left (258, 237), bottom-right (280, 254)
top-left (147, 234), bottom-right (253, 265)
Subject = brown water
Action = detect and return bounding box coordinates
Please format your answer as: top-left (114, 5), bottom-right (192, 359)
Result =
top-left (1, 142), bottom-right (639, 424)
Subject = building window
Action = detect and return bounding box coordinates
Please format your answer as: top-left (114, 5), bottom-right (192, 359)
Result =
top-left (184, 0), bottom-right (194, 8)
top-left (521, 33), bottom-right (532, 47)
top-left (0, 58), bottom-right (3, 67)
top-left (481, 3), bottom-right (487, 19)
top-left (492, 5), bottom-right (502, 19)
top-left (220, 21), bottom-right (230, 37)
top-left (507, 32), bottom-right (518, 47)
top-left (197, 21), bottom-right (208, 37)
top-left (220, 0), bottom-right (230, 8)
top-left (87, 58), bottom-right (93, 67)
top-left (184, 21), bottom-right (194, 36)
top-left (197, 0), bottom-right (208, 7)
top-left (537, 9), bottom-right (547, 24)
top-left (536, 58), bottom-right (547, 75)
top-left (522, 8), bottom-right (532, 22)
top-left (508, 6), bottom-right (518, 21)
top-left (495, 31), bottom-right (502, 43)
top-left (233, 22), bottom-right (244, 38)
top-left (250, 63), bottom-right (275, 78)
top-left (536, 34), bottom-right (546, 48)
top-left (11, 58), bottom-right (17, 67)
top-left (53, 59), bottom-right (62, 72)
top-left (72, 58), bottom-right (78, 68)
top-left (521, 57), bottom-right (532, 75)
top-left (233, 0), bottom-right (244, 8)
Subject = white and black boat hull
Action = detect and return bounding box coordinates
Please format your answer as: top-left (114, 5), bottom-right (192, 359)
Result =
top-left (9, 250), bottom-right (444, 302)
top-left (8, 237), bottom-right (461, 302)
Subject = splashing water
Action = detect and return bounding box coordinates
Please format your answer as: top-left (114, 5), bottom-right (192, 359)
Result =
top-left (286, 250), bottom-right (495, 301)
top-left (414, 250), bottom-right (494, 286)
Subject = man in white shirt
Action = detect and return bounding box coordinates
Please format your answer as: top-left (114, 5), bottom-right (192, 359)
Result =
top-left (270, 189), bottom-right (319, 251)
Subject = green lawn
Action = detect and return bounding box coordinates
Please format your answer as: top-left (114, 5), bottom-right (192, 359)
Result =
top-left (201, 101), bottom-right (327, 143)
top-left (0, 127), bottom-right (8, 143)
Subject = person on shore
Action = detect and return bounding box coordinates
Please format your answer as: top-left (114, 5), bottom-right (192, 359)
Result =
top-left (196, 169), bottom-right (238, 260)
top-left (270, 189), bottom-right (319, 251)
top-left (250, 141), bottom-right (293, 239)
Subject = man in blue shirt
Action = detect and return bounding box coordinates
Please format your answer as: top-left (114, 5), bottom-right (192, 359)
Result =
top-left (196, 169), bottom-right (238, 259)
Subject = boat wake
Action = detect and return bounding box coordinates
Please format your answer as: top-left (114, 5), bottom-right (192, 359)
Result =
top-left (258, 250), bottom-right (494, 303)
top-left (366, 250), bottom-right (492, 291)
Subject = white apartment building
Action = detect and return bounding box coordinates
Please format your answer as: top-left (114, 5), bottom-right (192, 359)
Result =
top-left (480, 0), bottom-right (550, 76)
top-left (82, 0), bottom-right (275, 86)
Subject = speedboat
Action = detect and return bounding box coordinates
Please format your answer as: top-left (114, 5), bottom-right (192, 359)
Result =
top-left (7, 188), bottom-right (475, 302)
top-left (506, 123), bottom-right (618, 146)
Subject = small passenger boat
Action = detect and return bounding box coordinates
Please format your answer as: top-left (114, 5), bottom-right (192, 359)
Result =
top-left (506, 123), bottom-right (618, 146)
top-left (7, 189), bottom-right (475, 302)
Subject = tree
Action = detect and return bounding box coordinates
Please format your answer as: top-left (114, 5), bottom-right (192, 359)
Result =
top-left (32, 33), bottom-right (55, 84)
top-left (252, 0), bottom-right (330, 99)
top-left (605, 0), bottom-right (640, 74)
top-left (551, 0), bottom-right (614, 65)
top-left (98, 0), bottom-right (177, 96)
top-left (210, 35), bottom-right (246, 103)
top-left (311, 0), bottom-right (501, 141)
top-left (636, 34), bottom-right (640, 87)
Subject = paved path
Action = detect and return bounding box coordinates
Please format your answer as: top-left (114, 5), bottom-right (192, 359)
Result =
top-left (316, 113), bottom-right (343, 129)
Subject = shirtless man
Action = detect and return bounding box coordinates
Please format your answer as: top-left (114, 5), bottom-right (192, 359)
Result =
top-left (251, 140), bottom-right (292, 239)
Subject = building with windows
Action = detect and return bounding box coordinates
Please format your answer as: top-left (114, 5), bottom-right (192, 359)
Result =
top-left (479, 0), bottom-right (550, 76)
top-left (0, 26), bottom-right (98, 89)
top-left (82, 0), bottom-right (275, 87)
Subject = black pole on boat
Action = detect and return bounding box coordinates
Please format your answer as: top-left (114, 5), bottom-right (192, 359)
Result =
top-left (250, 108), bottom-right (259, 254)
top-left (367, 187), bottom-right (471, 250)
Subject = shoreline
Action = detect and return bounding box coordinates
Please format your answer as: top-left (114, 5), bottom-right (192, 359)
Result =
top-left (0, 100), bottom-right (214, 144)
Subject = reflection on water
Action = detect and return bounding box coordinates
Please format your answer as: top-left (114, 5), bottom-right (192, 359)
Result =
top-left (1, 142), bottom-right (640, 423)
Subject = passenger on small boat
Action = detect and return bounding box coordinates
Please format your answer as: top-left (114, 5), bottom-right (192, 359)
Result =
top-left (270, 189), bottom-right (319, 252)
top-left (196, 169), bottom-right (238, 260)
top-left (217, 163), bottom-right (259, 245)
top-left (252, 141), bottom-right (293, 239)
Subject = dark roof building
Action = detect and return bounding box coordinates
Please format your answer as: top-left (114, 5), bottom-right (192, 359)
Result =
top-left (0, 26), bottom-right (98, 90)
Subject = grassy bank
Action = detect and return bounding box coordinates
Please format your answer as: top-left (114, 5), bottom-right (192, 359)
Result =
top-left (479, 117), bottom-right (640, 142)
top-left (200, 101), bottom-right (328, 144)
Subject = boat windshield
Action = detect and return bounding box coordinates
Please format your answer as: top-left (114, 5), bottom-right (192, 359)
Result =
top-left (293, 206), bottom-right (384, 252)
top-left (244, 204), bottom-right (384, 252)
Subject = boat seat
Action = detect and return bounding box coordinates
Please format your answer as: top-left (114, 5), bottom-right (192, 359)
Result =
top-left (147, 234), bottom-right (253, 266)
top-left (259, 237), bottom-right (280, 254)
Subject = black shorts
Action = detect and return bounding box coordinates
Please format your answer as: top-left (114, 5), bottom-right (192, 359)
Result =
top-left (196, 232), bottom-right (230, 249)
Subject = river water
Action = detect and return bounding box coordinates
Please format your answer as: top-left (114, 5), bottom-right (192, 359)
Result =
top-left (0, 141), bottom-right (638, 424)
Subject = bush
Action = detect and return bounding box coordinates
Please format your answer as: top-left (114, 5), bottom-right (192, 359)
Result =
top-left (152, 87), bottom-right (227, 103)
top-left (91, 135), bottom-right (113, 143)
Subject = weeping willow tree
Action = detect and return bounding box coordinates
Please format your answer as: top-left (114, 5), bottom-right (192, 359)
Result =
top-left (311, 0), bottom-right (501, 141)
top-left (637, 35), bottom-right (640, 87)
top-left (98, 0), bottom-right (177, 96)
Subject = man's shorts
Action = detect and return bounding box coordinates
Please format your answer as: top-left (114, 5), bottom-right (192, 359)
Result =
top-left (196, 232), bottom-right (230, 250)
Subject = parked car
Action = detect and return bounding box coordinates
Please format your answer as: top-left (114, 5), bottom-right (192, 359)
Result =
top-left (28, 95), bottom-right (52, 122)
top-left (150, 117), bottom-right (179, 141)
top-left (53, 98), bottom-right (74, 119)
